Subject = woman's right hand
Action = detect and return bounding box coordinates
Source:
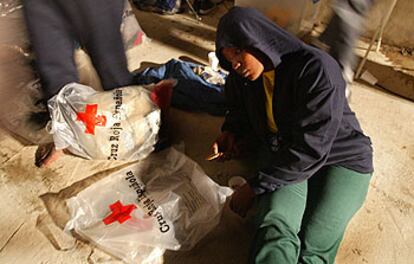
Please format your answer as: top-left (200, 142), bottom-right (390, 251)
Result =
top-left (210, 131), bottom-right (239, 161)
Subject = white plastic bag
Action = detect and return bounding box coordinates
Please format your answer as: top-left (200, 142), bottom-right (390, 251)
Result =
top-left (48, 83), bottom-right (160, 161)
top-left (65, 147), bottom-right (232, 263)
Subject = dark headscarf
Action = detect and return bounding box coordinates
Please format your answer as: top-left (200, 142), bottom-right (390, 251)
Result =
top-left (216, 7), bottom-right (304, 71)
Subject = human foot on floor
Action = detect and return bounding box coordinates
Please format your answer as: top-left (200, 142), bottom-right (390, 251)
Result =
top-left (35, 142), bottom-right (65, 168)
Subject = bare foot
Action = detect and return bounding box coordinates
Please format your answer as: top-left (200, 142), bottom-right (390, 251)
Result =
top-left (35, 143), bottom-right (65, 168)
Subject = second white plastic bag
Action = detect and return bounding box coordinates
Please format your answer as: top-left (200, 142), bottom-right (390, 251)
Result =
top-left (65, 147), bottom-right (232, 263)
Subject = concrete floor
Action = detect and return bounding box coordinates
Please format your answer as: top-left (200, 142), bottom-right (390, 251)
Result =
top-left (1, 4), bottom-right (413, 264)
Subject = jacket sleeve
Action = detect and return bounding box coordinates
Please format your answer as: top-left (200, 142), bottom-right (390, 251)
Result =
top-left (249, 59), bottom-right (345, 195)
top-left (221, 73), bottom-right (251, 135)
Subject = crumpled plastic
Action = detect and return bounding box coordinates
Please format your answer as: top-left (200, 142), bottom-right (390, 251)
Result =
top-left (47, 83), bottom-right (161, 161)
top-left (65, 147), bottom-right (232, 264)
top-left (192, 65), bottom-right (227, 86)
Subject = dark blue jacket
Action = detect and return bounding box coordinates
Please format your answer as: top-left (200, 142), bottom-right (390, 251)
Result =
top-left (216, 7), bottom-right (373, 195)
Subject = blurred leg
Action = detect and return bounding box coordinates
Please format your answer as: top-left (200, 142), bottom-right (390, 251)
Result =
top-left (55, 0), bottom-right (134, 90)
top-left (319, 0), bottom-right (374, 71)
top-left (23, 0), bottom-right (78, 99)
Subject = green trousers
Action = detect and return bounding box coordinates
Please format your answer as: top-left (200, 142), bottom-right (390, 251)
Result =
top-left (249, 166), bottom-right (371, 264)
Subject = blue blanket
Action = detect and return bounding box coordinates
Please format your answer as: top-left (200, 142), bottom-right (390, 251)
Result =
top-left (134, 59), bottom-right (227, 116)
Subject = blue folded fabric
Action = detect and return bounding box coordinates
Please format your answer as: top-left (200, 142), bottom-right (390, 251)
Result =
top-left (134, 59), bottom-right (227, 116)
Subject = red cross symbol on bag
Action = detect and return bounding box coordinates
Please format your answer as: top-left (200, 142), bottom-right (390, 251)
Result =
top-left (103, 200), bottom-right (137, 225)
top-left (76, 104), bottom-right (107, 135)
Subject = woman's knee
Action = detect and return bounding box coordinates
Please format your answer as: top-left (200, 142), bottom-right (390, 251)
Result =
top-left (252, 218), bottom-right (301, 264)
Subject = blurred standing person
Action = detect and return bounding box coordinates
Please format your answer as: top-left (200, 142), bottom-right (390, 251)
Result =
top-left (315, 0), bottom-right (375, 98)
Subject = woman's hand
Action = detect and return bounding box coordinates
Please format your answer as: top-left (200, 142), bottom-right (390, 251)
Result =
top-left (229, 183), bottom-right (256, 217)
top-left (210, 131), bottom-right (239, 161)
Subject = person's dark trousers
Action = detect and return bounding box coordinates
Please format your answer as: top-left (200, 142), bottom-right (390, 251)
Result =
top-left (249, 165), bottom-right (371, 264)
top-left (318, 0), bottom-right (374, 72)
top-left (23, 0), bottom-right (134, 99)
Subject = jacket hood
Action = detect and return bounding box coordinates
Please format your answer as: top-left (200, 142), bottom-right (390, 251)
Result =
top-left (215, 7), bottom-right (304, 71)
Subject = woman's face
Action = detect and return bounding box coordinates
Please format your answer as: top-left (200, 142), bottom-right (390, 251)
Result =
top-left (221, 47), bottom-right (264, 81)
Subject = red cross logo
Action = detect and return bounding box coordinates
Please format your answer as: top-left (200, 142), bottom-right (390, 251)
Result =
top-left (103, 200), bottom-right (137, 225)
top-left (76, 104), bottom-right (107, 135)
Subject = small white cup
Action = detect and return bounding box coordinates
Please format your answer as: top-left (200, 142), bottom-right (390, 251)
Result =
top-left (228, 176), bottom-right (247, 190)
top-left (208, 51), bottom-right (219, 71)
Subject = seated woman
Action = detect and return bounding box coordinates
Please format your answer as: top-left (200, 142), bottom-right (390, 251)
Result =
top-left (210, 7), bottom-right (373, 264)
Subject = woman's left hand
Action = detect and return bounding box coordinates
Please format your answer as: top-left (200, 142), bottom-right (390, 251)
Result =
top-left (230, 183), bottom-right (256, 217)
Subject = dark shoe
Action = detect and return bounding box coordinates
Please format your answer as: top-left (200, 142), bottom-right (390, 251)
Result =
top-left (194, 0), bottom-right (216, 15)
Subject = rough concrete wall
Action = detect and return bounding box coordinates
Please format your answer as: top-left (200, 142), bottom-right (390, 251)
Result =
top-left (318, 0), bottom-right (414, 48)
top-left (367, 0), bottom-right (414, 47)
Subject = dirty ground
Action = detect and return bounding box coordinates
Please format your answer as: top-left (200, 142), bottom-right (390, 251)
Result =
top-left (0, 4), bottom-right (413, 264)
